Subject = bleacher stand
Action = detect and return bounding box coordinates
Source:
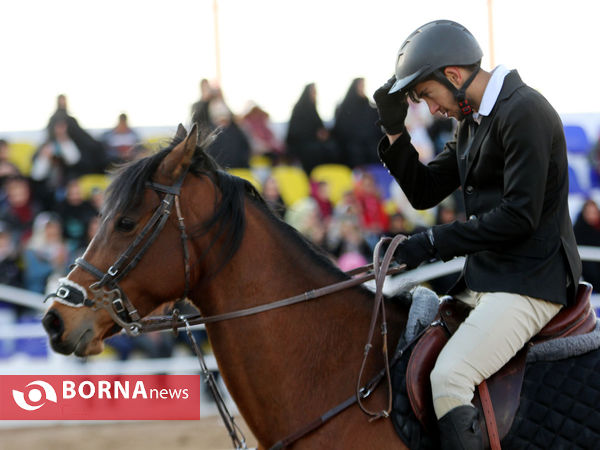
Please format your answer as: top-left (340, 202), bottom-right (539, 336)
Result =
top-left (565, 124), bottom-right (592, 219)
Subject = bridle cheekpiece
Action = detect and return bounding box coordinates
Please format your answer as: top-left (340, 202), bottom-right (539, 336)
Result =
top-left (46, 168), bottom-right (192, 336)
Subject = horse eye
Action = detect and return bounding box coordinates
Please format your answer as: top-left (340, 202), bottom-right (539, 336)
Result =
top-left (116, 217), bottom-right (136, 232)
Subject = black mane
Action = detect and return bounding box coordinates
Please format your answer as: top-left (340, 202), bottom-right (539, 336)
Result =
top-left (102, 135), bottom-right (221, 219)
top-left (102, 130), bottom-right (349, 281)
top-left (102, 133), bottom-right (261, 278)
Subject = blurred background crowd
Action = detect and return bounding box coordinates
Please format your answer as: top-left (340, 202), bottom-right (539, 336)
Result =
top-left (1, 77), bottom-right (600, 360)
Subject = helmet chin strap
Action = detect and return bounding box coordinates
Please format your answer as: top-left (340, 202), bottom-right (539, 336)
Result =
top-left (433, 66), bottom-right (480, 119)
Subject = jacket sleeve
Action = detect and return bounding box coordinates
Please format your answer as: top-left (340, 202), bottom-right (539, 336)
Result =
top-left (433, 91), bottom-right (555, 261)
top-left (378, 130), bottom-right (461, 210)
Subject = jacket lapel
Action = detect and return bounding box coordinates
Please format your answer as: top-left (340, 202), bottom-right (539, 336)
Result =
top-left (464, 116), bottom-right (492, 178)
top-left (464, 70), bottom-right (525, 179)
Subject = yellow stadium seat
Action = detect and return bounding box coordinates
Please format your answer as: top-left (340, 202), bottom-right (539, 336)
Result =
top-left (7, 141), bottom-right (37, 175)
top-left (78, 174), bottom-right (112, 199)
top-left (310, 164), bottom-right (354, 205)
top-left (227, 168), bottom-right (262, 192)
top-left (271, 165), bottom-right (310, 207)
top-left (249, 155), bottom-right (272, 169)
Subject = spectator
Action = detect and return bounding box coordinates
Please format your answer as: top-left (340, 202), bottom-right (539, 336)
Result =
top-left (54, 179), bottom-right (98, 253)
top-left (330, 215), bottom-right (372, 270)
top-left (191, 78), bottom-right (216, 132)
top-left (436, 197), bottom-right (460, 225)
top-left (102, 113), bottom-right (141, 165)
top-left (427, 115), bottom-right (456, 156)
top-left (206, 100), bottom-right (250, 168)
top-left (240, 102), bottom-right (285, 163)
top-left (70, 215), bottom-right (100, 264)
top-left (311, 180), bottom-right (333, 222)
top-left (588, 133), bottom-right (600, 176)
top-left (354, 172), bottom-right (389, 248)
top-left (46, 94), bottom-right (70, 131)
top-left (574, 199), bottom-right (600, 290)
top-left (31, 119), bottom-right (85, 205)
top-left (332, 78), bottom-right (383, 168)
top-left (89, 186), bottom-right (105, 212)
top-left (286, 83), bottom-right (339, 174)
top-left (0, 139), bottom-right (21, 184)
top-left (388, 181), bottom-right (437, 231)
top-left (22, 212), bottom-right (68, 294)
top-left (262, 176), bottom-right (286, 219)
top-left (284, 197), bottom-right (328, 250)
top-left (332, 189), bottom-right (362, 219)
top-left (0, 176), bottom-right (40, 245)
top-left (0, 221), bottom-right (22, 287)
top-left (386, 211), bottom-right (409, 237)
top-left (46, 94), bottom-right (109, 174)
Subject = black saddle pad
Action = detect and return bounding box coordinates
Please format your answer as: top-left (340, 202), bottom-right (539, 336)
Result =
top-left (390, 347), bottom-right (600, 449)
top-left (502, 347), bottom-right (600, 449)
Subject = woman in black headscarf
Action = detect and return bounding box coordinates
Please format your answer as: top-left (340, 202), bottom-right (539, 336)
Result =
top-left (286, 83), bottom-right (339, 174)
top-left (332, 78), bottom-right (383, 168)
top-left (574, 199), bottom-right (600, 290)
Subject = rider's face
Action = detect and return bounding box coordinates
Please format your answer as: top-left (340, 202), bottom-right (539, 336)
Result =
top-left (413, 79), bottom-right (461, 120)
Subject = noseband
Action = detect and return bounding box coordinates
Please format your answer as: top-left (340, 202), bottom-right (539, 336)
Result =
top-left (47, 170), bottom-right (191, 336)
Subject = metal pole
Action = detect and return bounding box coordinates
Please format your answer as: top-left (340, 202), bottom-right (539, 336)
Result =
top-left (213, 0), bottom-right (222, 85)
top-left (487, 0), bottom-right (496, 68)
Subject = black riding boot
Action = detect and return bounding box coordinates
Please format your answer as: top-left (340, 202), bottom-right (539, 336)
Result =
top-left (438, 405), bottom-right (484, 450)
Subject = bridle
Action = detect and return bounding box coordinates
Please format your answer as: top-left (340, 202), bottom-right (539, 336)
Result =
top-left (45, 164), bottom-right (410, 449)
top-left (47, 168), bottom-right (192, 337)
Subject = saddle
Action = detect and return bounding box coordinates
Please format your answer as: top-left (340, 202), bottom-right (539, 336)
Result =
top-left (406, 282), bottom-right (596, 449)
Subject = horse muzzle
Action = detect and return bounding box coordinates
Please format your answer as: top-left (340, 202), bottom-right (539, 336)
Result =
top-left (42, 307), bottom-right (100, 356)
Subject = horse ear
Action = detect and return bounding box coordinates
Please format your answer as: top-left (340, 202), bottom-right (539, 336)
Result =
top-left (157, 123), bottom-right (198, 182)
top-left (175, 123), bottom-right (187, 140)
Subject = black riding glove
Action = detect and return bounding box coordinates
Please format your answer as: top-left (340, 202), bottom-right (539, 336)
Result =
top-left (373, 76), bottom-right (409, 135)
top-left (394, 231), bottom-right (437, 270)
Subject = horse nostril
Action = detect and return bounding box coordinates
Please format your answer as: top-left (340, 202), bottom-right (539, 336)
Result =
top-left (42, 309), bottom-right (64, 341)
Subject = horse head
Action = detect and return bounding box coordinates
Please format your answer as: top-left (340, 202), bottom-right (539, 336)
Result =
top-left (42, 124), bottom-right (216, 356)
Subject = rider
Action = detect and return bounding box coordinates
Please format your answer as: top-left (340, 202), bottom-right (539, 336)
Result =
top-left (373, 20), bottom-right (582, 449)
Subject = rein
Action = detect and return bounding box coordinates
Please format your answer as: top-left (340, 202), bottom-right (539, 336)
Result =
top-left (356, 234), bottom-right (406, 421)
top-left (138, 261), bottom-right (405, 333)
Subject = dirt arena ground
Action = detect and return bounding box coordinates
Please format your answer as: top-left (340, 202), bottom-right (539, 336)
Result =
top-left (0, 417), bottom-right (258, 450)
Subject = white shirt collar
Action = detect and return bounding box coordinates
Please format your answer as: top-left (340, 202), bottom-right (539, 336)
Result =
top-left (473, 65), bottom-right (511, 123)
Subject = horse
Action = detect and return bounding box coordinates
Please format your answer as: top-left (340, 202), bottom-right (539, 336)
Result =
top-left (42, 124), bottom-right (600, 449)
top-left (42, 124), bottom-right (409, 448)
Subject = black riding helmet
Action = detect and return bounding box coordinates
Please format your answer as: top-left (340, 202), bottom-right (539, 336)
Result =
top-left (390, 20), bottom-right (483, 117)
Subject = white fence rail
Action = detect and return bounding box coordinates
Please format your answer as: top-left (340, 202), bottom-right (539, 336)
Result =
top-left (2, 246), bottom-right (600, 369)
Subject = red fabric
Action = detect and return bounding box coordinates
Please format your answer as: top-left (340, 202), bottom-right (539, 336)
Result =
top-left (354, 187), bottom-right (389, 233)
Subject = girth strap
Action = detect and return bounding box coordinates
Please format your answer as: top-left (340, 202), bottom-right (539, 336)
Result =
top-left (478, 380), bottom-right (501, 450)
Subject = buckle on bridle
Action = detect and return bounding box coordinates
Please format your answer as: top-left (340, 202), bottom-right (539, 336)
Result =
top-left (112, 298), bottom-right (126, 314)
top-left (56, 286), bottom-right (70, 299)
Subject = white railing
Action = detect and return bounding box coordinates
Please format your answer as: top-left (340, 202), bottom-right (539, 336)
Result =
top-left (2, 246), bottom-right (600, 366)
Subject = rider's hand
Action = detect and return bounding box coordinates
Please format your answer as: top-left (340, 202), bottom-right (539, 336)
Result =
top-left (373, 76), bottom-right (409, 135)
top-left (394, 231), bottom-right (437, 269)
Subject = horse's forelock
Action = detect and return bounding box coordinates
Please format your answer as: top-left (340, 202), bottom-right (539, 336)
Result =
top-left (102, 148), bottom-right (170, 219)
top-left (102, 131), bottom-right (219, 219)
